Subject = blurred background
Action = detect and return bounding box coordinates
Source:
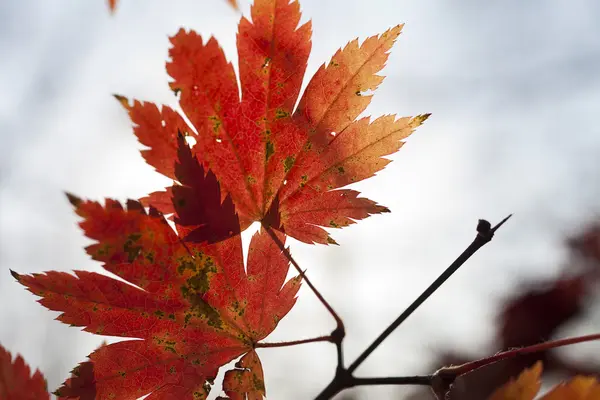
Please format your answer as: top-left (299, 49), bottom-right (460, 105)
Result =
top-left (1, 0), bottom-right (599, 398)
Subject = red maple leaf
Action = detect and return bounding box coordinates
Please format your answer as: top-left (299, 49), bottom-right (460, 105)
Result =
top-left (117, 0), bottom-right (429, 244)
top-left (0, 343), bottom-right (49, 400)
top-left (12, 161), bottom-right (301, 399)
top-left (219, 350), bottom-right (265, 400)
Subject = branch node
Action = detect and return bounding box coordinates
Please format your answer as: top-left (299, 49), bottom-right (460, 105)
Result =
top-left (331, 325), bottom-right (345, 344)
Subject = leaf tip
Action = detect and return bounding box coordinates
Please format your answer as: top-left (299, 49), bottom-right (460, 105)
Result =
top-left (9, 269), bottom-right (21, 281)
top-left (326, 237), bottom-right (339, 246)
top-left (65, 192), bottom-right (82, 208)
top-left (113, 94), bottom-right (130, 109)
top-left (412, 113), bottom-right (431, 126)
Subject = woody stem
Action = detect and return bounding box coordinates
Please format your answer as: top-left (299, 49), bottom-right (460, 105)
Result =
top-left (440, 332), bottom-right (600, 377)
top-left (262, 225), bottom-right (345, 330)
top-left (256, 335), bottom-right (333, 348)
top-left (263, 225), bottom-right (346, 371)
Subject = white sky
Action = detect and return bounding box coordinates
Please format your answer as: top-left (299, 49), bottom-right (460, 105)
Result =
top-left (1, 0), bottom-right (599, 398)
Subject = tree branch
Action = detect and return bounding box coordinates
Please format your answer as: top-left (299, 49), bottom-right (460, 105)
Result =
top-left (353, 375), bottom-right (433, 386)
top-left (435, 332), bottom-right (600, 379)
top-left (314, 215), bottom-right (511, 399)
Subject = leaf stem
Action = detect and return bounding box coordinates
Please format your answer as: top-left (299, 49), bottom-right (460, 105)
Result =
top-left (263, 225), bottom-right (347, 377)
top-left (256, 335), bottom-right (333, 348)
top-left (263, 225), bottom-right (345, 330)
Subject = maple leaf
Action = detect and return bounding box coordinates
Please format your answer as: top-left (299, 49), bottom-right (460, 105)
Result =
top-left (218, 350), bottom-right (265, 399)
top-left (0, 343), bottom-right (49, 400)
top-left (12, 177), bottom-right (301, 399)
top-left (54, 360), bottom-right (97, 400)
top-left (489, 362), bottom-right (600, 400)
top-left (117, 0), bottom-right (429, 244)
top-left (500, 276), bottom-right (586, 348)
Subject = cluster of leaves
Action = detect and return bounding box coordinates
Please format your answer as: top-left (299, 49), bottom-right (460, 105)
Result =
top-left (7, 0), bottom-right (428, 398)
top-left (4, 0), bottom-right (600, 398)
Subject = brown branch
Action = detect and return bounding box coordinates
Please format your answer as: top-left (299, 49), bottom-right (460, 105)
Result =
top-left (256, 335), bottom-right (333, 348)
top-left (314, 215), bottom-right (511, 400)
top-left (436, 332), bottom-right (600, 379)
top-left (262, 224), bottom-right (346, 373)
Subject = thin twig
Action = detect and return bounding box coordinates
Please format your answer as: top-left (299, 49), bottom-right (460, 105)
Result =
top-left (263, 225), bottom-right (344, 329)
top-left (263, 224), bottom-right (347, 379)
top-left (347, 215), bottom-right (511, 374)
top-left (256, 335), bottom-right (333, 348)
top-left (315, 215), bottom-right (511, 399)
top-left (353, 375), bottom-right (433, 386)
top-left (437, 332), bottom-right (600, 378)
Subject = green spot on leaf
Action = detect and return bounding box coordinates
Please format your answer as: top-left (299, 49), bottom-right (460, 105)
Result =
top-left (123, 233), bottom-right (142, 263)
top-left (265, 141), bottom-right (275, 161)
top-left (300, 175), bottom-right (308, 187)
top-left (208, 115), bottom-right (221, 133)
top-left (275, 109), bottom-right (289, 119)
top-left (283, 156), bottom-right (295, 173)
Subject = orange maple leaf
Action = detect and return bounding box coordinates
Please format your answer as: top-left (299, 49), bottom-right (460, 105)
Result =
top-left (489, 361), bottom-right (600, 400)
top-left (0, 344), bottom-right (49, 400)
top-left (12, 154), bottom-right (300, 399)
top-left (118, 0), bottom-right (429, 245)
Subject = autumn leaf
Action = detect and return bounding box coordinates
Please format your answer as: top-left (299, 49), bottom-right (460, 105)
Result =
top-left (489, 362), bottom-right (600, 400)
top-left (488, 361), bottom-right (542, 400)
top-left (12, 185), bottom-right (300, 399)
top-left (219, 350), bottom-right (265, 399)
top-left (118, 0), bottom-right (429, 244)
top-left (540, 376), bottom-right (600, 399)
top-left (171, 133), bottom-right (241, 243)
top-left (500, 276), bottom-right (586, 350)
top-left (54, 360), bottom-right (96, 400)
top-left (0, 343), bottom-right (49, 400)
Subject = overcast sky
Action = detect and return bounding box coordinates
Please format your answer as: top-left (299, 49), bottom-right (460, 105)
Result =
top-left (1, 0), bottom-right (600, 399)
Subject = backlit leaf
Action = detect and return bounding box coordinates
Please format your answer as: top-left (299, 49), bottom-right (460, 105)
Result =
top-left (13, 190), bottom-right (300, 399)
top-left (121, 0), bottom-right (429, 244)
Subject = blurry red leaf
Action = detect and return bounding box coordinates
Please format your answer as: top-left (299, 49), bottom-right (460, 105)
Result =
top-left (0, 343), bottom-right (49, 400)
top-left (500, 276), bottom-right (586, 351)
top-left (569, 222), bottom-right (600, 264)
